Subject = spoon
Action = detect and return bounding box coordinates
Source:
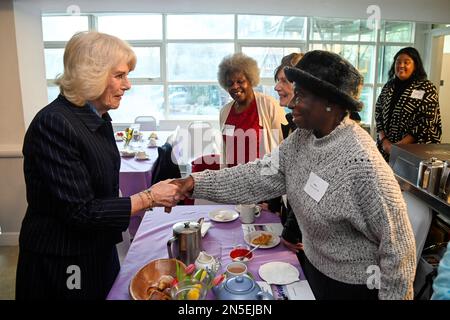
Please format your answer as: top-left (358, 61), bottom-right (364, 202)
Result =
top-left (238, 245), bottom-right (260, 261)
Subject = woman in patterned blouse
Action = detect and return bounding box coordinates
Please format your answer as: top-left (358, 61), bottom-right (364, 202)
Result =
top-left (375, 47), bottom-right (442, 161)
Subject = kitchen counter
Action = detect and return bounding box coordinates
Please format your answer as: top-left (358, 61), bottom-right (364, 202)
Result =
top-left (396, 174), bottom-right (450, 221)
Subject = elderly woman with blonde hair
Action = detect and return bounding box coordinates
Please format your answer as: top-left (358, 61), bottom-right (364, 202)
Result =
top-left (17, 31), bottom-right (181, 300)
top-left (217, 52), bottom-right (287, 168)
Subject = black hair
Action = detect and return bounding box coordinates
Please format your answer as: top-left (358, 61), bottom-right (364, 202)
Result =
top-left (388, 47), bottom-right (427, 81)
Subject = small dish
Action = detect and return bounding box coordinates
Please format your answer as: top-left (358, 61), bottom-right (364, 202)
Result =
top-left (135, 155), bottom-right (150, 161)
top-left (208, 209), bottom-right (239, 223)
top-left (120, 150), bottom-right (136, 157)
top-left (114, 132), bottom-right (125, 141)
top-left (244, 230), bottom-right (280, 249)
top-left (258, 262), bottom-right (299, 285)
top-left (229, 247), bottom-right (254, 264)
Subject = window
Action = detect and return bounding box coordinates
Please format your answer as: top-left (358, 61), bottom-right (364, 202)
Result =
top-left (42, 14), bottom-right (415, 133)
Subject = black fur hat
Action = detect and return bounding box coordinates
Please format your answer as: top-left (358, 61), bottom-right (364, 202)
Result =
top-left (284, 50), bottom-right (363, 112)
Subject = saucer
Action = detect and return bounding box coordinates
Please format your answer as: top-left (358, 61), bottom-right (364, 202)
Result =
top-left (120, 150), bottom-right (136, 157)
top-left (135, 156), bottom-right (150, 161)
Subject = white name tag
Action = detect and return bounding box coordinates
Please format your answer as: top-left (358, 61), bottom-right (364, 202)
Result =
top-left (303, 172), bottom-right (329, 203)
top-left (410, 89), bottom-right (425, 100)
top-left (222, 124), bottom-right (235, 136)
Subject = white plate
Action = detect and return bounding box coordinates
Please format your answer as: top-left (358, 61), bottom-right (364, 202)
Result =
top-left (208, 209), bottom-right (239, 223)
top-left (259, 262), bottom-right (300, 285)
top-left (244, 230), bottom-right (280, 249)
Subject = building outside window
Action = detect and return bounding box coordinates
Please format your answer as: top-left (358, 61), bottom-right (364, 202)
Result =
top-left (42, 13), bottom-right (414, 134)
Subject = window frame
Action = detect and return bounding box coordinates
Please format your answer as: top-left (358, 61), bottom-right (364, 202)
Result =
top-left (42, 13), bottom-right (415, 135)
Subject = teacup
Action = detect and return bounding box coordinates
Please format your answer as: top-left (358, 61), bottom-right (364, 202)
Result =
top-left (148, 137), bottom-right (157, 147)
top-left (238, 204), bottom-right (261, 224)
top-left (225, 261), bottom-right (247, 277)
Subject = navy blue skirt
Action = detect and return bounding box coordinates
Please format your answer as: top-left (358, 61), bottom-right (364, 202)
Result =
top-left (16, 246), bottom-right (119, 300)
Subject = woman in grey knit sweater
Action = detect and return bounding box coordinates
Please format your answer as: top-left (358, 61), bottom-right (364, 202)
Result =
top-left (172, 50), bottom-right (416, 300)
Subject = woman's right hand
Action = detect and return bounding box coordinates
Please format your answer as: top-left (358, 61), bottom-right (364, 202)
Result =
top-left (281, 237), bottom-right (303, 253)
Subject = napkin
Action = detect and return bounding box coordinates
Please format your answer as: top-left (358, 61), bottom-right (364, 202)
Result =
top-left (201, 222), bottom-right (212, 237)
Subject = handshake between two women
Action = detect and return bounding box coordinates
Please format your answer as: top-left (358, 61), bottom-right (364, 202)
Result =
top-left (133, 176), bottom-right (195, 214)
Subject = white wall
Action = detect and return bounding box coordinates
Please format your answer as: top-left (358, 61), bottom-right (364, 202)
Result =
top-left (13, 0), bottom-right (450, 24)
top-left (0, 0), bottom-right (27, 245)
top-left (440, 47), bottom-right (450, 143)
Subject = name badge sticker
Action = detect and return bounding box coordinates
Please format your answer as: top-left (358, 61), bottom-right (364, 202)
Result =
top-left (410, 90), bottom-right (425, 100)
top-left (222, 124), bottom-right (235, 136)
top-left (303, 172), bottom-right (329, 203)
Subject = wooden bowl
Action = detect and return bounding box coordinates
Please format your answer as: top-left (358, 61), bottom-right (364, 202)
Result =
top-left (129, 258), bottom-right (186, 300)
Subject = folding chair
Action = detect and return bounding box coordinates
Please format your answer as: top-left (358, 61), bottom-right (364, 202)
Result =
top-left (134, 116), bottom-right (157, 131)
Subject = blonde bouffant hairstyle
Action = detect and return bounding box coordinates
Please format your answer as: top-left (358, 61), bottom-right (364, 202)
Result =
top-left (217, 52), bottom-right (260, 90)
top-left (55, 31), bottom-right (136, 106)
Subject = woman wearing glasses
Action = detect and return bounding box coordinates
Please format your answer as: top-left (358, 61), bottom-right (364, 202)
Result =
top-left (171, 51), bottom-right (416, 300)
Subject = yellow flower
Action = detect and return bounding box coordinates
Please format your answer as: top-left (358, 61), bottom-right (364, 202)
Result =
top-left (186, 288), bottom-right (201, 300)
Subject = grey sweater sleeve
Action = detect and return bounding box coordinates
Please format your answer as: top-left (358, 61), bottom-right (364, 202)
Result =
top-left (192, 146), bottom-right (286, 204)
top-left (353, 160), bottom-right (416, 300)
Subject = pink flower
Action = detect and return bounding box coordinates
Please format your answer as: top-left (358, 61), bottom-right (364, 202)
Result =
top-left (184, 264), bottom-right (196, 275)
top-left (212, 274), bottom-right (225, 286)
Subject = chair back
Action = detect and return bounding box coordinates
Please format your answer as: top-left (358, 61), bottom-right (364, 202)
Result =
top-left (184, 154), bottom-right (220, 205)
top-left (191, 154), bottom-right (220, 173)
top-left (112, 123), bottom-right (132, 132)
top-left (402, 191), bottom-right (433, 266)
top-left (188, 121), bottom-right (214, 161)
top-left (134, 116), bottom-right (157, 131)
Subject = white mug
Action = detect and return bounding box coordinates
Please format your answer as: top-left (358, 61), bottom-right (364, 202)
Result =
top-left (238, 204), bottom-right (261, 224)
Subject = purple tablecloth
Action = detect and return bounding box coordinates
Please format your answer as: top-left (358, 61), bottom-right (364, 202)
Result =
top-left (107, 204), bottom-right (308, 300)
top-left (118, 131), bottom-right (172, 237)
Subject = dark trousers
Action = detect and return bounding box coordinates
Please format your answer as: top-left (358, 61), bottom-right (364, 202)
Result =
top-left (297, 251), bottom-right (379, 300)
top-left (16, 246), bottom-right (120, 300)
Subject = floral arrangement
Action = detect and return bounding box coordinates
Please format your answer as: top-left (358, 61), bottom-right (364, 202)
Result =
top-left (171, 262), bottom-right (225, 300)
top-left (123, 127), bottom-right (134, 147)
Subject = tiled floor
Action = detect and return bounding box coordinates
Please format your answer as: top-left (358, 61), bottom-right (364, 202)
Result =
top-left (0, 246), bottom-right (18, 300)
top-left (0, 244), bottom-right (128, 300)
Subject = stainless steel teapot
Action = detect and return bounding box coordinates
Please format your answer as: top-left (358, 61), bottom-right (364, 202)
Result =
top-left (167, 219), bottom-right (203, 265)
top-left (417, 157), bottom-right (444, 195)
top-left (439, 160), bottom-right (450, 203)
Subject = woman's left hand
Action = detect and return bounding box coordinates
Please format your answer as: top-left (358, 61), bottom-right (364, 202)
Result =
top-left (382, 138), bottom-right (392, 154)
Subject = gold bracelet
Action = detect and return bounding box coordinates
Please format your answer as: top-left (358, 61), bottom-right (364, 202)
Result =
top-left (142, 188), bottom-right (155, 209)
top-left (137, 192), bottom-right (148, 210)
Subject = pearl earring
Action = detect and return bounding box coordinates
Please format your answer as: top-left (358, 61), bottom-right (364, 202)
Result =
top-left (326, 106), bottom-right (332, 112)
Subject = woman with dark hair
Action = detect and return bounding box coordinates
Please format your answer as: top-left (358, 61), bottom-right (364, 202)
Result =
top-left (375, 47), bottom-right (442, 161)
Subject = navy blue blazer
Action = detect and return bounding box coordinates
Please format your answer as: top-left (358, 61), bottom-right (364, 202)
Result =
top-left (20, 95), bottom-right (131, 256)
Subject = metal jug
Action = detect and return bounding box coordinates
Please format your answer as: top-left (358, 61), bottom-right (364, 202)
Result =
top-left (439, 161), bottom-right (450, 203)
top-left (167, 219), bottom-right (203, 265)
top-left (417, 157), bottom-right (444, 195)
